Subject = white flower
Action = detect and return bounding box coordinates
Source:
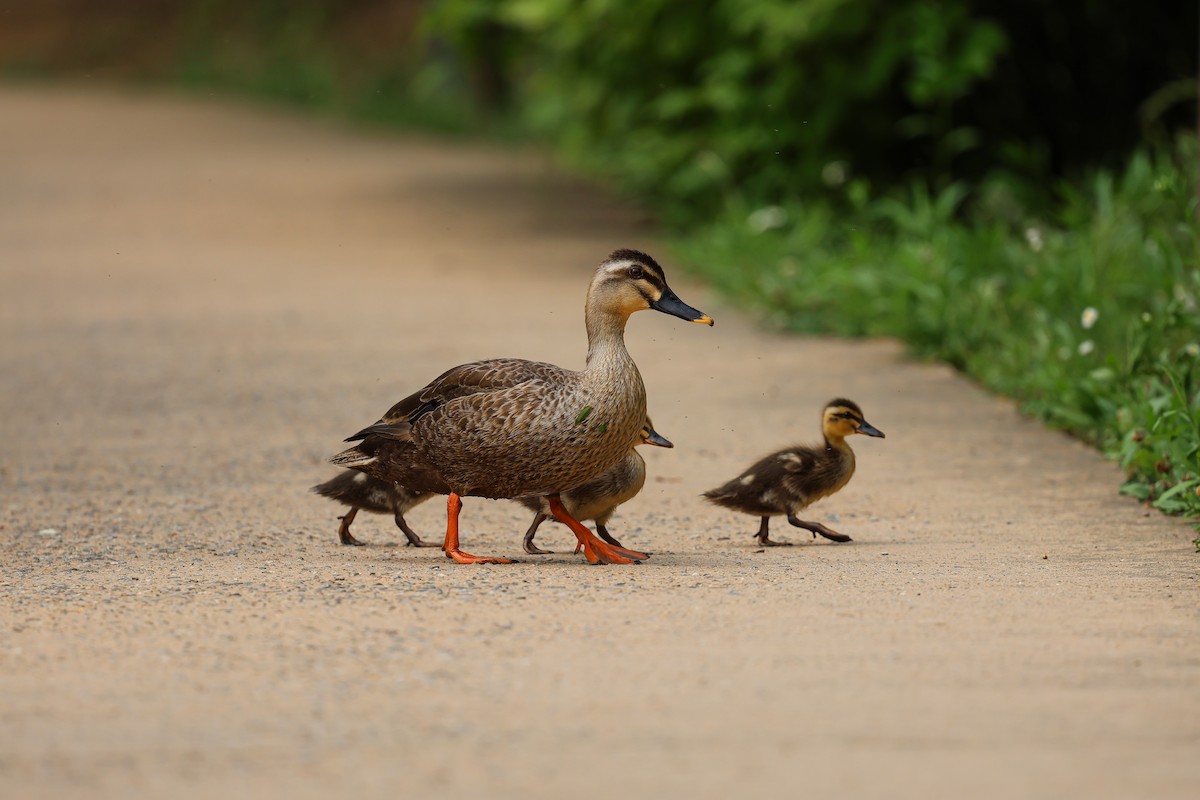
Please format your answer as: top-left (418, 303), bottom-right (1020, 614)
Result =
top-left (1078, 340), bottom-right (1095, 356)
top-left (1081, 307), bottom-right (1099, 330)
top-left (1185, 343), bottom-right (1200, 358)
top-left (821, 161), bottom-right (848, 187)
top-left (1142, 312), bottom-right (1152, 323)
top-left (747, 206), bottom-right (787, 233)
top-left (1024, 227), bottom-right (1044, 252)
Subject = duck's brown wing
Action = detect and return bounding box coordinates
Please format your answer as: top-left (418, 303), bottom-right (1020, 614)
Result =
top-left (333, 358), bottom-right (570, 494)
top-left (347, 358), bottom-right (567, 440)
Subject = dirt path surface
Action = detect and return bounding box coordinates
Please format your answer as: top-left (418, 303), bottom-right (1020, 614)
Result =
top-left (2, 85), bottom-right (1198, 799)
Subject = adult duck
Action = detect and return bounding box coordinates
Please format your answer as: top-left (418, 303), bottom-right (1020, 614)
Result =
top-left (332, 249), bottom-right (713, 564)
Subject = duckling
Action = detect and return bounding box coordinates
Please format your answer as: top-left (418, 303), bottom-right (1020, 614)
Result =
top-left (310, 471), bottom-right (438, 547)
top-left (331, 249), bottom-right (713, 565)
top-left (703, 398), bottom-right (884, 546)
top-left (519, 417), bottom-right (673, 555)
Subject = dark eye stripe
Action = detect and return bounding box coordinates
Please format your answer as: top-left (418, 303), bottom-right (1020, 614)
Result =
top-left (633, 267), bottom-right (664, 292)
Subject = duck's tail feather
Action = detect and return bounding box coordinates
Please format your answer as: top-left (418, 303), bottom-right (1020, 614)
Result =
top-left (330, 445), bottom-right (374, 467)
top-left (345, 420), bottom-right (413, 443)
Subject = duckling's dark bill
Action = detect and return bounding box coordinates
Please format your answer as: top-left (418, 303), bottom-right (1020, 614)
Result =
top-left (651, 286), bottom-right (715, 326)
top-left (859, 421), bottom-right (886, 438)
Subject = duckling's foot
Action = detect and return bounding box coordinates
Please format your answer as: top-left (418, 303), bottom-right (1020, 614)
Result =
top-left (337, 508), bottom-right (366, 546)
top-left (547, 495), bottom-right (646, 565)
top-left (753, 516), bottom-right (792, 547)
top-left (395, 514), bottom-right (440, 547)
top-left (522, 513), bottom-right (554, 555)
top-left (787, 514), bottom-right (853, 543)
top-left (441, 493), bottom-right (516, 565)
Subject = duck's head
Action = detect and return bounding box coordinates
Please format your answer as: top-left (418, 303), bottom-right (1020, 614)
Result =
top-left (822, 398), bottom-right (885, 440)
top-left (588, 249), bottom-right (714, 326)
top-left (639, 416), bottom-right (674, 448)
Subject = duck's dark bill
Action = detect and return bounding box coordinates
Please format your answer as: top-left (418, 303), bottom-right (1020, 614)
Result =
top-left (859, 421), bottom-right (886, 438)
top-left (645, 430), bottom-right (674, 448)
top-left (651, 286), bottom-right (715, 326)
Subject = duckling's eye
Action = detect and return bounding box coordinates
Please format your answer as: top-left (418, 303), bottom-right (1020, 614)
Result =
top-left (628, 265), bottom-right (644, 280)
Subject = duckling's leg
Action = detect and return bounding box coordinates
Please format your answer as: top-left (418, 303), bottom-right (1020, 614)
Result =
top-left (442, 493), bottom-right (515, 564)
top-left (754, 516), bottom-right (794, 547)
top-left (395, 513), bottom-right (440, 547)
top-left (595, 523), bottom-right (624, 549)
top-left (786, 513), bottom-right (853, 543)
top-left (547, 495), bottom-right (647, 565)
top-left (522, 512), bottom-right (553, 555)
top-left (337, 507), bottom-right (365, 546)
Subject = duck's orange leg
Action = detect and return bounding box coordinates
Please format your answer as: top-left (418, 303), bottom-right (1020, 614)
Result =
top-left (546, 494), bottom-right (647, 565)
top-left (442, 493), bottom-right (514, 564)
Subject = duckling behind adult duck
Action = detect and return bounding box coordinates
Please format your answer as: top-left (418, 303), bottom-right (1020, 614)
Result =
top-left (519, 417), bottom-right (672, 555)
top-left (703, 398), bottom-right (884, 546)
top-left (310, 471), bottom-right (437, 547)
top-left (331, 249), bottom-right (713, 565)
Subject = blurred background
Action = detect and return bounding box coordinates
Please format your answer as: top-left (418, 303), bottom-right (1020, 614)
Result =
top-left (2, 0), bottom-right (1198, 530)
top-left (1, 1), bottom-right (1194, 200)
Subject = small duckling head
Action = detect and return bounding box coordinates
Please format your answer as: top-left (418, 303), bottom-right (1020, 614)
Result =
top-left (587, 249), bottom-right (714, 326)
top-left (639, 416), bottom-right (674, 448)
top-left (822, 398), bottom-right (885, 442)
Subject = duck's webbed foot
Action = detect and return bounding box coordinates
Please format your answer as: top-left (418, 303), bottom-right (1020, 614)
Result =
top-left (547, 495), bottom-right (646, 565)
top-left (445, 548), bottom-right (515, 565)
top-left (441, 493), bottom-right (516, 565)
top-left (395, 513), bottom-right (440, 547)
top-left (787, 514), bottom-right (852, 543)
top-left (337, 508), bottom-right (366, 546)
top-left (753, 516), bottom-right (793, 547)
top-left (522, 513), bottom-right (553, 555)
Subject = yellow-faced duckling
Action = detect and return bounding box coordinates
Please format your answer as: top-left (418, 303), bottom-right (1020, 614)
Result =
top-left (310, 471), bottom-right (438, 547)
top-left (331, 249), bottom-right (712, 565)
top-left (519, 417), bottom-right (672, 555)
top-left (703, 398), bottom-right (884, 546)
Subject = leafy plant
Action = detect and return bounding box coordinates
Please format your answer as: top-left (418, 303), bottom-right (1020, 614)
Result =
top-left (427, 0), bottom-right (1006, 216)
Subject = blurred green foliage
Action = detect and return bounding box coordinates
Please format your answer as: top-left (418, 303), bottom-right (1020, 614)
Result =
top-left (428, 0), bottom-right (1006, 216)
top-left (426, 0), bottom-right (1196, 216)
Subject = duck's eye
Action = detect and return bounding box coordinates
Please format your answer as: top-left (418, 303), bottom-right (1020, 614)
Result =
top-left (628, 265), bottom-right (644, 280)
